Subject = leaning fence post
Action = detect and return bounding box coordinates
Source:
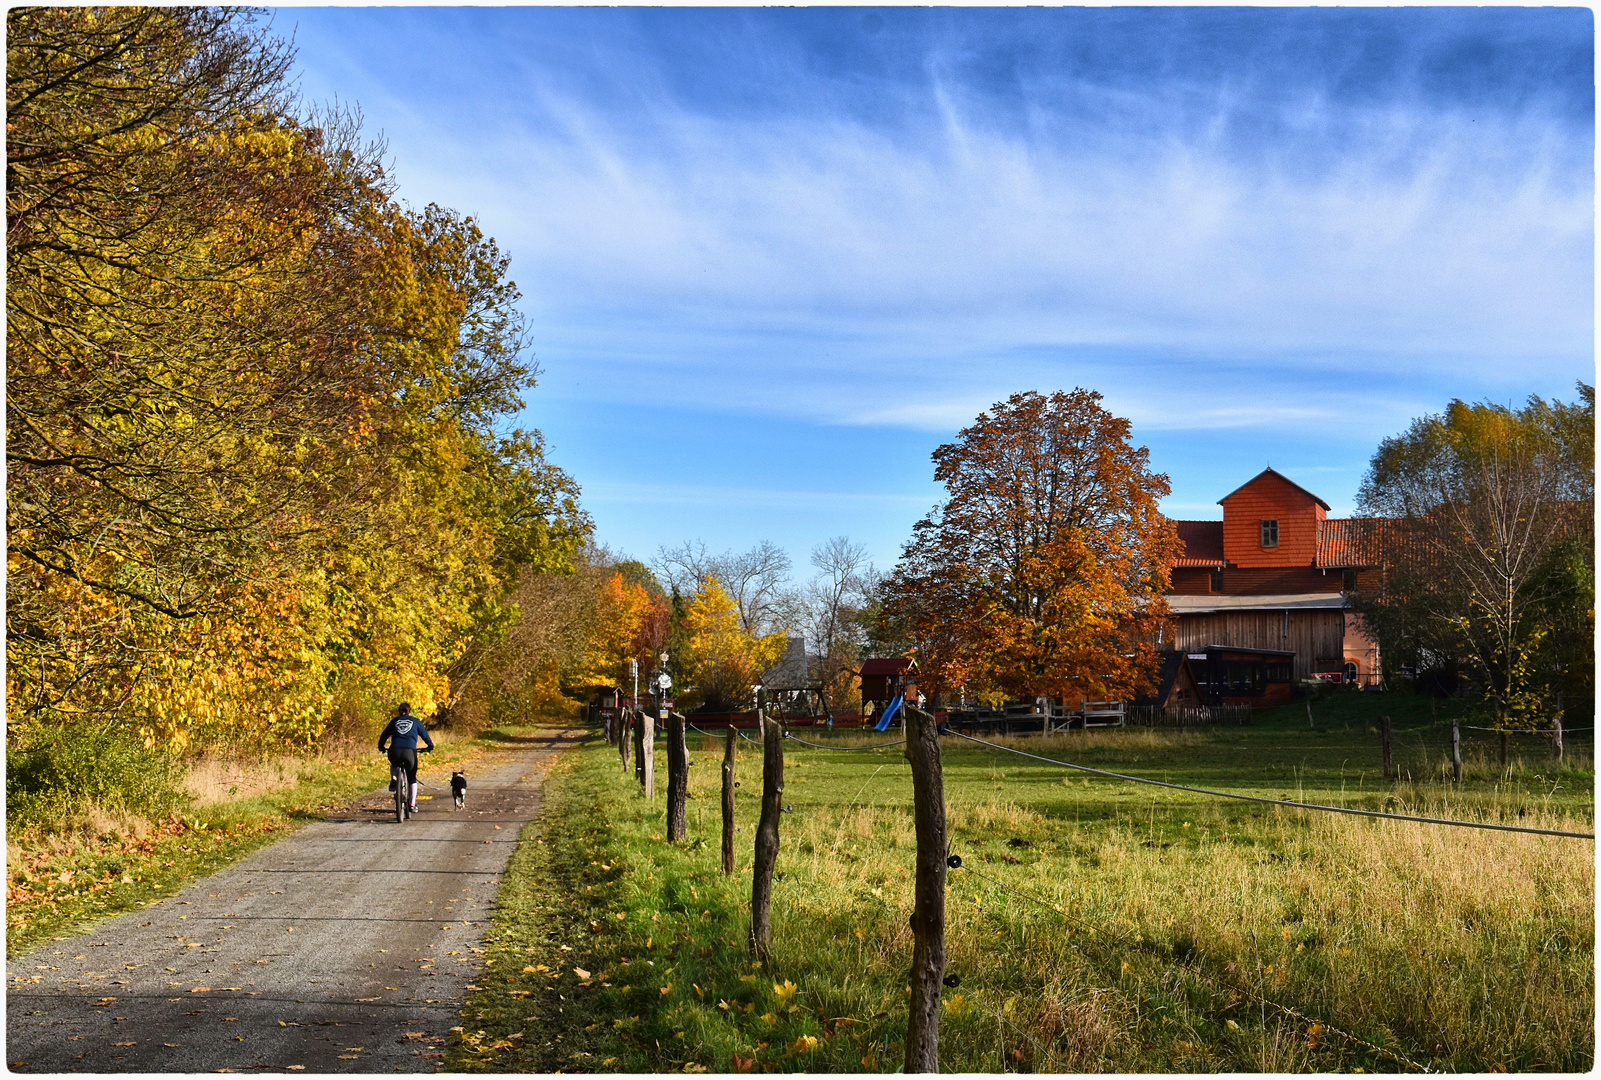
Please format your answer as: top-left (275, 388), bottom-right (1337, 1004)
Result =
top-left (666, 711), bottom-right (688, 840)
top-left (722, 725), bottom-right (737, 875)
top-left (1553, 694), bottom-right (1564, 761)
top-left (1380, 714), bottom-right (1393, 780)
top-left (750, 705), bottom-right (783, 960)
top-left (620, 708), bottom-right (633, 773)
top-left (1451, 717), bottom-right (1462, 783)
top-left (903, 705), bottom-right (947, 1074)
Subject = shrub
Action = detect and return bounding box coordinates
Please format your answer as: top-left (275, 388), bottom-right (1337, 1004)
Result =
top-left (7, 725), bottom-right (188, 830)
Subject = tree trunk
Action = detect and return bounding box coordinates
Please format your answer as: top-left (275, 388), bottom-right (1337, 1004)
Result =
top-left (749, 709), bottom-right (783, 960)
top-left (903, 705), bottom-right (947, 1074)
top-left (666, 710), bottom-right (688, 841)
top-left (1381, 714), bottom-right (1393, 780)
top-left (722, 725), bottom-right (737, 875)
top-left (642, 710), bottom-right (656, 799)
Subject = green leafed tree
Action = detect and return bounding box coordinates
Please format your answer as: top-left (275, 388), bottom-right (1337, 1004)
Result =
top-left (1355, 384), bottom-right (1594, 728)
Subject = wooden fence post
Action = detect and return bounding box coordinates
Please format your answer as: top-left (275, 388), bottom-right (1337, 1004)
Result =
top-left (1306, 700), bottom-right (1314, 730)
top-left (903, 705), bottom-right (947, 1074)
top-left (750, 706), bottom-right (783, 960)
top-left (1380, 715), bottom-right (1393, 779)
top-left (722, 725), bottom-right (737, 875)
top-left (666, 710), bottom-right (688, 841)
top-left (1553, 693), bottom-right (1564, 760)
top-left (1451, 717), bottom-right (1462, 783)
top-left (633, 708), bottom-right (645, 786)
top-left (620, 708), bottom-right (633, 773)
top-left (642, 708), bottom-right (656, 800)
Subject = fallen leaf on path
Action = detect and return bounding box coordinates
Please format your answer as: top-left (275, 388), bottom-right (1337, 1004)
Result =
top-left (573, 968), bottom-right (591, 979)
top-left (190, 987), bottom-right (210, 992)
top-left (111, 1042), bottom-right (136, 1047)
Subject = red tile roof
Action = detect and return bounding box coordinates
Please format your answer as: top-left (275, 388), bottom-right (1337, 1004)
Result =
top-left (1172, 520), bottom-right (1225, 566)
top-left (858, 657), bottom-right (913, 676)
top-left (1217, 467), bottom-right (1331, 511)
top-left (1316, 518), bottom-right (1396, 568)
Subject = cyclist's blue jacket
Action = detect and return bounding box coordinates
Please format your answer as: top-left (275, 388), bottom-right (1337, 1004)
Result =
top-left (378, 715), bottom-right (435, 753)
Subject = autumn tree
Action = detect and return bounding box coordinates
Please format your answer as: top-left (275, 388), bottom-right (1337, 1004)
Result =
top-left (680, 577), bottom-right (788, 712)
top-left (793, 537), bottom-right (876, 711)
top-left (1355, 386), bottom-right (1594, 728)
top-left (6, 8), bottom-right (590, 751)
top-left (882, 390), bottom-right (1180, 705)
top-left (654, 539), bottom-right (792, 634)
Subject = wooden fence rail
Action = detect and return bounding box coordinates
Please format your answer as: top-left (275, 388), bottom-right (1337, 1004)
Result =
top-left (1126, 703), bottom-right (1253, 727)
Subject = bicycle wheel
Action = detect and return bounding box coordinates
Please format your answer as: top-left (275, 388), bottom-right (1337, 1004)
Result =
top-left (394, 767), bottom-right (408, 823)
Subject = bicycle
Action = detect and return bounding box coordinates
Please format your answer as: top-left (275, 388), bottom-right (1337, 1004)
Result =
top-left (392, 759), bottom-right (410, 823)
top-left (389, 746), bottom-right (431, 823)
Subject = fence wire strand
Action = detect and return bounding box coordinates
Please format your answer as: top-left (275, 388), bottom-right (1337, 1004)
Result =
top-left (954, 853), bottom-right (1435, 1073)
top-left (950, 731), bottom-right (1594, 839)
top-left (785, 732), bottom-right (907, 750)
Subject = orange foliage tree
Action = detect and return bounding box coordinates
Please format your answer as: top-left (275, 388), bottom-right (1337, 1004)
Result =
top-left (882, 390), bottom-right (1180, 705)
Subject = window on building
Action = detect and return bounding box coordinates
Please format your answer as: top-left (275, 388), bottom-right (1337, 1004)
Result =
top-left (1342, 568), bottom-right (1358, 591)
top-left (1260, 519), bottom-right (1279, 547)
top-left (1209, 568), bottom-right (1223, 592)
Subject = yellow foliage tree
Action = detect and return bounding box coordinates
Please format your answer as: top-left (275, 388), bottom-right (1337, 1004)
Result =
top-left (682, 577), bottom-right (787, 711)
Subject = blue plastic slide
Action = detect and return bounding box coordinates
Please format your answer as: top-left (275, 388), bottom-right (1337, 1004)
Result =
top-left (874, 695), bottom-right (904, 732)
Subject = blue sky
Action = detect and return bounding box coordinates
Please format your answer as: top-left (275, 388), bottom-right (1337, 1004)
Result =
top-left (279, 6), bottom-right (1594, 576)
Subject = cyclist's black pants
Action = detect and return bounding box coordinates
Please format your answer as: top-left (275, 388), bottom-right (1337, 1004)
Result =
top-left (388, 748), bottom-right (419, 789)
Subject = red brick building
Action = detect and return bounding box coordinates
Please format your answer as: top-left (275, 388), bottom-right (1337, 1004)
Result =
top-left (1166, 468), bottom-right (1382, 688)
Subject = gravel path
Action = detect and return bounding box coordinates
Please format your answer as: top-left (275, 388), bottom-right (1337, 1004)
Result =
top-left (6, 727), bottom-right (583, 1073)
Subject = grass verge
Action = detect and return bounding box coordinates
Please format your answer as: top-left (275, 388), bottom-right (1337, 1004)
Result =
top-left (459, 695), bottom-right (1593, 1072)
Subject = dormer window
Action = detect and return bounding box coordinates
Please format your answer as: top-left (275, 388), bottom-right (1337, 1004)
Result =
top-left (1260, 519), bottom-right (1279, 547)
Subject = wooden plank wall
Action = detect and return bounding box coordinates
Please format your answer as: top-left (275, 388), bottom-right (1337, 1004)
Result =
top-left (1174, 610), bottom-right (1346, 681)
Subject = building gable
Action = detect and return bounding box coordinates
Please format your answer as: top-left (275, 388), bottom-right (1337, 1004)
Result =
top-left (1219, 468), bottom-right (1327, 567)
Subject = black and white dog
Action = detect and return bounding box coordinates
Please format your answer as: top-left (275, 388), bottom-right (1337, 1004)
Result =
top-left (450, 771), bottom-right (468, 811)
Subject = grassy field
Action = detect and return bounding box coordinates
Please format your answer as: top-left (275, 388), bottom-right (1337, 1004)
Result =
top-left (455, 690), bottom-right (1594, 1072)
top-left (5, 729), bottom-right (491, 956)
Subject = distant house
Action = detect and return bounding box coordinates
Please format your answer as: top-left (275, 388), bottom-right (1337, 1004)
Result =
top-left (762, 635), bottom-right (812, 692)
top-left (1165, 468), bottom-right (1383, 688)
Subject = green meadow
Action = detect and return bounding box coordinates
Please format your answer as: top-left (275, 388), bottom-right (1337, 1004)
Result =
top-left (454, 692), bottom-right (1594, 1072)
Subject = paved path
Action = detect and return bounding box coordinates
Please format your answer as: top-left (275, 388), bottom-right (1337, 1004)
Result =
top-left (7, 727), bottom-right (582, 1073)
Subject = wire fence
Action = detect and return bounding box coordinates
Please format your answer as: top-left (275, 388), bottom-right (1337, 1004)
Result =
top-left (633, 705), bottom-right (1587, 1070)
top-left (952, 849), bottom-right (1436, 1072)
top-left (950, 731), bottom-right (1595, 839)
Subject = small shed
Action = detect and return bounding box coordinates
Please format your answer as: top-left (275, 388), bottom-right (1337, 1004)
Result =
top-left (1133, 652), bottom-right (1204, 710)
top-left (858, 657), bottom-right (915, 705)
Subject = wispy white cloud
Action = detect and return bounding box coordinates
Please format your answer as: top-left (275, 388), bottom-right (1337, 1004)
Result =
top-left (382, 84), bottom-right (1589, 434)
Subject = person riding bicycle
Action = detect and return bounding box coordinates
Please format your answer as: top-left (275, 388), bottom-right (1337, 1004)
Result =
top-left (378, 702), bottom-right (434, 813)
